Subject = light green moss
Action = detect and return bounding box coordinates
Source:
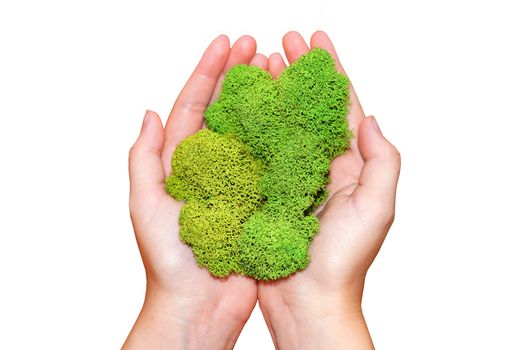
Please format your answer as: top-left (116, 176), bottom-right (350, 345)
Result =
top-left (166, 129), bottom-right (264, 277)
top-left (167, 48), bottom-right (351, 280)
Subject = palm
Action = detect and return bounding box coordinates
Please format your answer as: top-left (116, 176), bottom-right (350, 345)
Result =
top-left (257, 124), bottom-right (370, 301)
top-left (132, 189), bottom-right (257, 319)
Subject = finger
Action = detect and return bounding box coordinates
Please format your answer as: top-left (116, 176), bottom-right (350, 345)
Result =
top-left (282, 31), bottom-right (309, 64)
top-left (129, 110), bottom-right (166, 206)
top-left (310, 30), bottom-right (365, 160)
top-left (162, 35), bottom-right (230, 172)
top-left (211, 35), bottom-right (257, 101)
top-left (268, 52), bottom-right (286, 78)
top-left (223, 35), bottom-right (257, 72)
top-left (250, 53), bottom-right (268, 70)
top-left (310, 30), bottom-right (346, 74)
top-left (353, 116), bottom-right (401, 209)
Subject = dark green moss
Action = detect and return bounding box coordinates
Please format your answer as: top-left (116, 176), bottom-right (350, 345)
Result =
top-left (167, 48), bottom-right (351, 280)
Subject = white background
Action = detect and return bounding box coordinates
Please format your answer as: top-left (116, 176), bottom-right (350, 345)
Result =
top-left (1, 0), bottom-right (524, 349)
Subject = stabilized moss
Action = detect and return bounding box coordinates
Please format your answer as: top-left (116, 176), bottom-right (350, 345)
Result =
top-left (167, 48), bottom-right (351, 280)
top-left (166, 129), bottom-right (264, 277)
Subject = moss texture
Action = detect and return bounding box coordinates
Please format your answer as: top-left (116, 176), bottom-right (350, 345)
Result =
top-left (166, 48), bottom-right (351, 280)
top-left (166, 129), bottom-right (264, 277)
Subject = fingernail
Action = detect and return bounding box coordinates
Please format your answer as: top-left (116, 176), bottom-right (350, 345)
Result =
top-left (142, 110), bottom-right (153, 129)
top-left (369, 116), bottom-right (383, 136)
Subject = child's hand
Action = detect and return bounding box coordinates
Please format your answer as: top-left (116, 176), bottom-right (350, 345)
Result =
top-left (123, 35), bottom-right (269, 350)
top-left (257, 31), bottom-right (401, 349)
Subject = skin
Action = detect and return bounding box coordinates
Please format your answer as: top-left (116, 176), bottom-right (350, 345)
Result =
top-left (124, 31), bottom-right (400, 350)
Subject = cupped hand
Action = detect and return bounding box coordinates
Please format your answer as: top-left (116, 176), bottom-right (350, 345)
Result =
top-left (257, 31), bottom-right (401, 349)
top-left (124, 35), bottom-right (269, 350)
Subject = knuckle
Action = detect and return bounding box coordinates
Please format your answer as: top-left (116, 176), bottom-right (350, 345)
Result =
top-left (177, 97), bottom-right (207, 114)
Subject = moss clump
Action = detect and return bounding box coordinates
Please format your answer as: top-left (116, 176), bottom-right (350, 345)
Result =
top-left (166, 129), bottom-right (264, 277)
top-left (167, 48), bottom-right (351, 280)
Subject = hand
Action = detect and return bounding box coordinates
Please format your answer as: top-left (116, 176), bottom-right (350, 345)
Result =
top-left (257, 31), bottom-right (401, 349)
top-left (123, 35), bottom-right (270, 350)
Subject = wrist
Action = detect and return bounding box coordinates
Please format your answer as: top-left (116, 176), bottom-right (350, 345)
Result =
top-left (123, 284), bottom-right (247, 350)
top-left (259, 280), bottom-right (373, 349)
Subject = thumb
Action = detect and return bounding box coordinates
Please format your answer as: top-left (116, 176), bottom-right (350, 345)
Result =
top-left (129, 110), bottom-right (166, 212)
top-left (353, 116), bottom-right (401, 208)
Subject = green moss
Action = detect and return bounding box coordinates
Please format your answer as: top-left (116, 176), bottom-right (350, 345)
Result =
top-left (166, 129), bottom-right (264, 277)
top-left (167, 48), bottom-right (351, 280)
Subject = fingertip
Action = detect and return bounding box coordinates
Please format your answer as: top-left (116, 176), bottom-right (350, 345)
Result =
top-left (221, 35), bottom-right (257, 73)
top-left (283, 30), bottom-right (296, 42)
top-left (138, 110), bottom-right (164, 152)
top-left (269, 52), bottom-right (283, 60)
top-left (250, 53), bottom-right (269, 70)
top-left (310, 30), bottom-right (330, 53)
top-left (353, 116), bottom-right (400, 204)
top-left (268, 52), bottom-right (286, 78)
top-left (208, 35), bottom-right (255, 102)
top-left (360, 116), bottom-right (378, 138)
top-left (207, 35), bottom-right (230, 58)
top-left (145, 109), bottom-right (159, 119)
top-left (148, 110), bottom-right (164, 130)
top-left (141, 109), bottom-right (153, 129)
top-left (213, 34), bottom-right (230, 48)
top-left (129, 110), bottom-right (166, 192)
top-left (239, 34), bottom-right (256, 44)
top-left (145, 109), bottom-right (163, 125)
top-left (140, 110), bottom-right (155, 134)
top-left (311, 29), bottom-right (328, 39)
top-left (282, 31), bottom-right (309, 64)
top-left (311, 30), bottom-right (327, 42)
top-left (310, 30), bottom-right (345, 74)
top-left (198, 34), bottom-right (231, 76)
top-left (358, 116), bottom-right (374, 149)
top-left (233, 34), bottom-right (257, 54)
top-left (368, 116), bottom-right (382, 135)
top-left (282, 30), bottom-right (302, 44)
top-left (359, 116), bottom-right (398, 160)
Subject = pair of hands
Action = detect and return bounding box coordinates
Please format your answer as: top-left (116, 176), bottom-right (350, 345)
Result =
top-left (123, 31), bottom-right (400, 350)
